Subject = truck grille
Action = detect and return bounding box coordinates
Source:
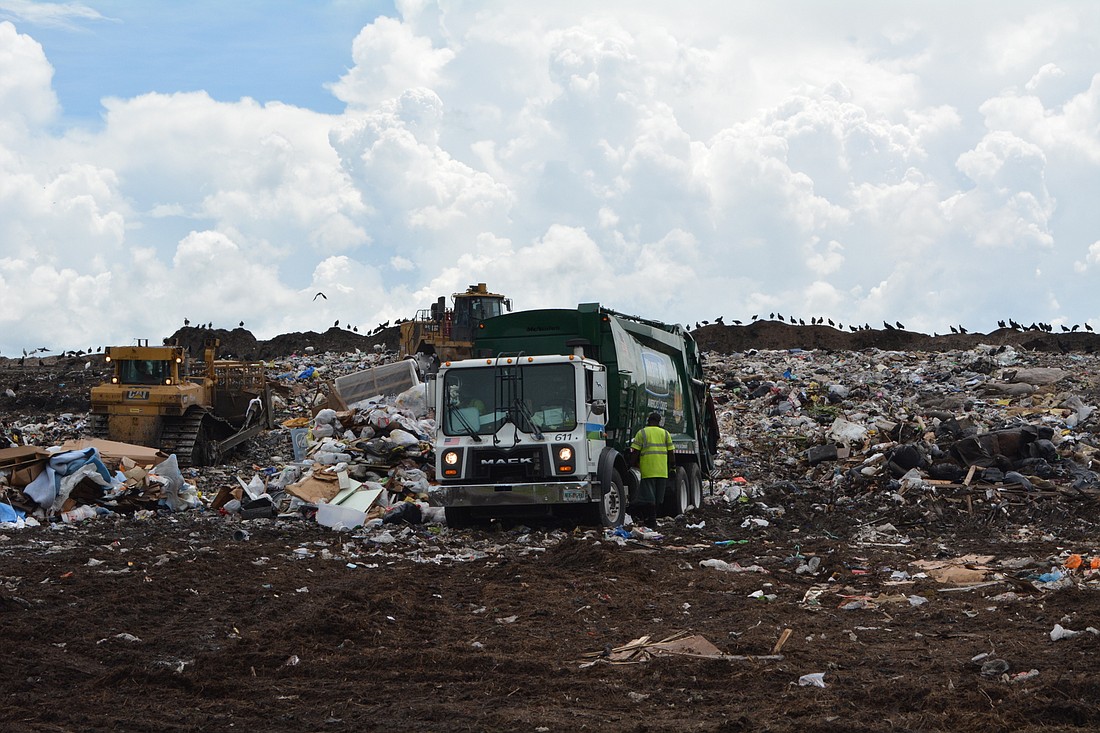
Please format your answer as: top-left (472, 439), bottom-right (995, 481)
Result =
top-left (468, 446), bottom-right (545, 483)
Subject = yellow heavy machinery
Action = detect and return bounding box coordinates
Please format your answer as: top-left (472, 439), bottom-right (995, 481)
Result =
top-left (399, 283), bottom-right (511, 363)
top-left (89, 339), bottom-right (272, 467)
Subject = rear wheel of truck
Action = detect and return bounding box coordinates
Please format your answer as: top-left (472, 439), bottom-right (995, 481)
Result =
top-left (663, 466), bottom-right (691, 516)
top-left (687, 463), bottom-right (704, 511)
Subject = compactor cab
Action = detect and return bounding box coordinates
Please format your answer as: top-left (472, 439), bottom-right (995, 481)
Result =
top-left (400, 283), bottom-right (511, 368)
top-left (89, 339), bottom-right (272, 467)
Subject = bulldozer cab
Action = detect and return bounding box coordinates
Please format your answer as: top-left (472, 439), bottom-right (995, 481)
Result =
top-left (106, 342), bottom-right (188, 386)
top-left (401, 283), bottom-right (511, 364)
top-left (451, 285), bottom-right (508, 342)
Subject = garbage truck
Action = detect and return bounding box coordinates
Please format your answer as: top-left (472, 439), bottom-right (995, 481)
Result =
top-left (431, 303), bottom-right (719, 527)
top-left (89, 339), bottom-right (272, 467)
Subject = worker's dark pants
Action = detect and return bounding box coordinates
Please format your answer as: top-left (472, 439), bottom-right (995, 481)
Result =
top-left (633, 477), bottom-right (667, 526)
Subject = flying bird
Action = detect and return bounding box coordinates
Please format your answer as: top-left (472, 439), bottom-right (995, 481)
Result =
top-left (313, 292), bottom-right (327, 301)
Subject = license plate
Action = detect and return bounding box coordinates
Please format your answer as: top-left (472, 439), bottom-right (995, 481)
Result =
top-left (562, 489), bottom-right (588, 503)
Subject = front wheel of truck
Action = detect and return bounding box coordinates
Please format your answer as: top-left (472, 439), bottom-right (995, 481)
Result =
top-left (445, 506), bottom-right (474, 529)
top-left (588, 470), bottom-right (626, 527)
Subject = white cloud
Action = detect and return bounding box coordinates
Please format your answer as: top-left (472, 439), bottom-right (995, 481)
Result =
top-left (1074, 241), bottom-right (1100, 273)
top-left (0, 1), bottom-right (107, 29)
top-left (328, 16), bottom-right (455, 109)
top-left (0, 21), bottom-right (58, 135)
top-left (2, 3), bottom-right (1100, 356)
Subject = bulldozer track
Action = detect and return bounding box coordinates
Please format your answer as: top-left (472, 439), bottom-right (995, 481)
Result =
top-left (160, 409), bottom-right (242, 468)
top-left (159, 410), bottom-right (208, 468)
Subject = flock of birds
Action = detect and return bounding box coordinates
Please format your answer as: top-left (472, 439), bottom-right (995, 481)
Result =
top-left (4, 294), bottom-right (1097, 363)
top-left (691, 313), bottom-right (1096, 336)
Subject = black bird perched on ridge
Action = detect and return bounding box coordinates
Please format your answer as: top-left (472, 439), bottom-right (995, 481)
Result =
top-left (883, 321), bottom-right (895, 331)
top-left (896, 321), bottom-right (905, 330)
top-left (949, 325), bottom-right (958, 334)
top-left (239, 321), bottom-right (244, 328)
top-left (1087, 324), bottom-right (1095, 332)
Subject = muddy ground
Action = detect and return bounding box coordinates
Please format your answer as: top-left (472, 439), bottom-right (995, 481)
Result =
top-left (3, 323), bottom-right (1100, 732)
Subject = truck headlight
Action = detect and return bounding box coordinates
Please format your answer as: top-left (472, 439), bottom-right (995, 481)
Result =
top-left (554, 445), bottom-right (575, 474)
top-left (441, 449), bottom-right (461, 477)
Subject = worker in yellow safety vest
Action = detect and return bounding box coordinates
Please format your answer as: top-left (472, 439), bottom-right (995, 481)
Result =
top-left (628, 412), bottom-right (674, 528)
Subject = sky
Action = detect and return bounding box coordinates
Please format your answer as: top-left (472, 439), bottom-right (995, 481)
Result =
top-left (0, 0), bottom-right (1098, 357)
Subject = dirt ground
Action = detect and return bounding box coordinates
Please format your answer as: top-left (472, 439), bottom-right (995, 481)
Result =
top-left (3, 323), bottom-right (1100, 732)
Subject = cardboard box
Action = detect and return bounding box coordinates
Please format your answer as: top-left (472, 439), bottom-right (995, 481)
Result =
top-left (316, 502), bottom-right (368, 530)
top-left (60, 439), bottom-right (168, 467)
top-left (0, 446), bottom-right (50, 488)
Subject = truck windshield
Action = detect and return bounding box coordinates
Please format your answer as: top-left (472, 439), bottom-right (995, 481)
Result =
top-left (117, 360), bottom-right (171, 385)
top-left (442, 363), bottom-right (576, 436)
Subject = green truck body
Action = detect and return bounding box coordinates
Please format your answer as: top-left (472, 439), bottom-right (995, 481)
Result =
top-left (432, 303), bottom-right (719, 526)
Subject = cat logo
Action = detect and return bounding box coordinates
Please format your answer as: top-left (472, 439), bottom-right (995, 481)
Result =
top-left (125, 390), bottom-right (150, 400)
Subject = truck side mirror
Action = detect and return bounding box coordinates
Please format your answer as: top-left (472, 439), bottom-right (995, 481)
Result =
top-left (591, 401), bottom-right (606, 416)
top-left (591, 371), bottom-right (607, 402)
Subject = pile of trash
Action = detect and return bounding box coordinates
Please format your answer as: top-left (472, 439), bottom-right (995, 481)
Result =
top-left (4, 339), bottom-right (1100, 537)
top-left (705, 343), bottom-right (1100, 526)
top-left (0, 440), bottom-right (199, 528)
top-left (198, 360), bottom-right (440, 530)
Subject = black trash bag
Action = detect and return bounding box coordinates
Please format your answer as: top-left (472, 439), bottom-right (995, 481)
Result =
top-left (382, 501), bottom-right (423, 525)
top-left (1013, 457), bottom-right (1054, 478)
top-left (980, 468), bottom-right (1005, 483)
top-left (886, 443), bottom-right (926, 478)
top-left (927, 463), bottom-right (965, 482)
top-left (1026, 439), bottom-right (1058, 463)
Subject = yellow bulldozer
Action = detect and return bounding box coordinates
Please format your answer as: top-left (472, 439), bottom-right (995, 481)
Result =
top-left (399, 283), bottom-right (511, 365)
top-left (89, 339), bottom-right (272, 467)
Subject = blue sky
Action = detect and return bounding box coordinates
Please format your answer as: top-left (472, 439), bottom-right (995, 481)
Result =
top-left (0, 1), bottom-right (1098, 357)
top-left (9, 1), bottom-right (394, 125)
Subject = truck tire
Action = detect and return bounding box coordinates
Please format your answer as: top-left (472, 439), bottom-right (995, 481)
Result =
top-left (687, 463), bottom-right (704, 511)
top-left (663, 466), bottom-right (690, 517)
top-left (595, 470), bottom-right (626, 527)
